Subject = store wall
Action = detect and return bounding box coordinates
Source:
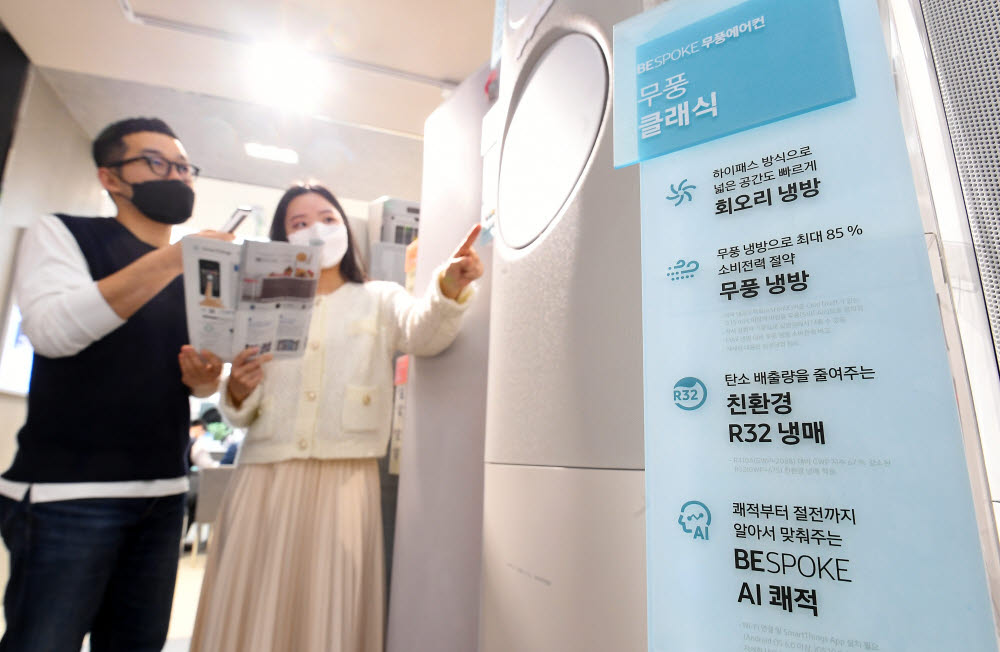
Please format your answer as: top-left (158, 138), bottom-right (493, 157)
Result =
top-left (0, 67), bottom-right (106, 231)
top-left (0, 31), bottom-right (29, 181)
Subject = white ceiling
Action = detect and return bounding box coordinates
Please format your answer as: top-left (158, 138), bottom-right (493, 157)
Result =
top-left (36, 66), bottom-right (428, 200)
top-left (127, 0), bottom-right (492, 84)
top-left (0, 0), bottom-right (496, 199)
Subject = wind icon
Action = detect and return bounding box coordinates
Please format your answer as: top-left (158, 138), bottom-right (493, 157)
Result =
top-left (666, 179), bottom-right (696, 206)
top-left (667, 259), bottom-right (699, 281)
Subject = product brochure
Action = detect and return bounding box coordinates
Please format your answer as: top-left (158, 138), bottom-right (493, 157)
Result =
top-left (181, 236), bottom-right (321, 361)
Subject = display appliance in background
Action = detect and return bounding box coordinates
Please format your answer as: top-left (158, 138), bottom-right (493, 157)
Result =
top-left (367, 196), bottom-right (420, 286)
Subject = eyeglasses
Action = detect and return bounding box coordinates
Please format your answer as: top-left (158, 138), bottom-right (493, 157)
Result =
top-left (106, 154), bottom-right (201, 179)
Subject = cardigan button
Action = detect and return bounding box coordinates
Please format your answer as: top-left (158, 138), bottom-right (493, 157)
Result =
top-left (298, 439), bottom-right (308, 450)
top-left (310, 341), bottom-right (320, 351)
top-left (305, 391), bottom-right (317, 401)
top-left (363, 394), bottom-right (372, 406)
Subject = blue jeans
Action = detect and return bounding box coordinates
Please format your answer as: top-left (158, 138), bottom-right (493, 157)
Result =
top-left (0, 493), bottom-right (185, 652)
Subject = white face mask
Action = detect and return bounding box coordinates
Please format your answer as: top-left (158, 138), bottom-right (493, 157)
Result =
top-left (288, 221), bottom-right (349, 269)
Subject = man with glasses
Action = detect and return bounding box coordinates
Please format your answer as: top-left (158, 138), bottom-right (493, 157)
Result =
top-left (0, 117), bottom-right (230, 651)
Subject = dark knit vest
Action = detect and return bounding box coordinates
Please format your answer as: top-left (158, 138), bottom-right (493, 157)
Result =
top-left (3, 215), bottom-right (190, 483)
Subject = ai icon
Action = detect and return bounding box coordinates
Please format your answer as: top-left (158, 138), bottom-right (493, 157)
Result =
top-left (678, 501), bottom-right (711, 541)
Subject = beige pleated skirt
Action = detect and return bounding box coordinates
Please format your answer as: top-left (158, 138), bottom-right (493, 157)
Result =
top-left (190, 458), bottom-right (384, 652)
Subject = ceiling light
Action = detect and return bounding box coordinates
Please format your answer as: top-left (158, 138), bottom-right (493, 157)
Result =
top-left (244, 142), bottom-right (300, 164)
top-left (246, 41), bottom-right (326, 114)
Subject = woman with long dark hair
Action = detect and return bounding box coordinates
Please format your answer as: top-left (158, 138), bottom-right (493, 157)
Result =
top-left (190, 183), bottom-right (483, 651)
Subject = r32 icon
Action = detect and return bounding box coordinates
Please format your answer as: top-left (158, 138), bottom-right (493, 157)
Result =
top-left (673, 377), bottom-right (707, 411)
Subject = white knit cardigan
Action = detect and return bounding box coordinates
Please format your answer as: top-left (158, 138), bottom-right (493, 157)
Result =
top-left (220, 274), bottom-right (473, 464)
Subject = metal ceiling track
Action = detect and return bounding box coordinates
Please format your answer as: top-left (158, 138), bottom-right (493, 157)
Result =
top-left (118, 0), bottom-right (460, 91)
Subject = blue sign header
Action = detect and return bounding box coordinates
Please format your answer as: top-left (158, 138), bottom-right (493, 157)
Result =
top-left (624, 0), bottom-right (856, 164)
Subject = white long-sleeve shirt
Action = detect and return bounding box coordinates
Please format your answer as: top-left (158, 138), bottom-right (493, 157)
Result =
top-left (15, 214), bottom-right (125, 357)
top-left (0, 215), bottom-right (188, 502)
top-left (221, 273), bottom-right (473, 465)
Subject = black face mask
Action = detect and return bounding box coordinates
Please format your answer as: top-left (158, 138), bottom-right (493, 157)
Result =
top-left (127, 179), bottom-right (195, 224)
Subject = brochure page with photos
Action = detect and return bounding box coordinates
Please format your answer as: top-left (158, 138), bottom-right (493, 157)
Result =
top-left (181, 236), bottom-right (322, 362)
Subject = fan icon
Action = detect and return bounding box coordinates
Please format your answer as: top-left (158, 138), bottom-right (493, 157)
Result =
top-left (666, 179), bottom-right (696, 206)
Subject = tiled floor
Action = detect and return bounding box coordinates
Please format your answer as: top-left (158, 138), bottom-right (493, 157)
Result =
top-left (163, 553), bottom-right (209, 651)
